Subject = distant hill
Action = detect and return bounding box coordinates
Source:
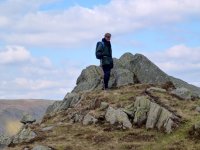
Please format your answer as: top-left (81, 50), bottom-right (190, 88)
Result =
top-left (0, 99), bottom-right (55, 136)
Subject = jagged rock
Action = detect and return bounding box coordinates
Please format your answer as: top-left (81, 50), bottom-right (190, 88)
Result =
top-left (171, 87), bottom-right (192, 100)
top-left (32, 145), bottom-right (52, 150)
top-left (20, 114), bottom-right (36, 124)
top-left (100, 102), bottom-right (109, 110)
top-left (156, 108), bottom-right (174, 133)
top-left (0, 135), bottom-right (12, 146)
top-left (146, 87), bottom-right (167, 93)
top-left (114, 68), bottom-right (135, 87)
top-left (82, 113), bottom-right (98, 125)
top-left (119, 52), bottom-right (135, 67)
top-left (72, 65), bottom-right (103, 93)
top-left (146, 102), bottom-right (162, 129)
top-left (61, 52), bottom-right (200, 98)
top-left (46, 93), bottom-right (81, 114)
top-left (13, 126), bottom-right (37, 144)
top-left (133, 96), bottom-right (151, 126)
top-left (105, 107), bottom-right (132, 129)
top-left (45, 101), bottom-right (62, 114)
top-left (127, 54), bottom-right (170, 84)
top-left (170, 76), bottom-right (200, 98)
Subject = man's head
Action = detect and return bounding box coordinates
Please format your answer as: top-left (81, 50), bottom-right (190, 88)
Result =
top-left (104, 33), bottom-right (111, 41)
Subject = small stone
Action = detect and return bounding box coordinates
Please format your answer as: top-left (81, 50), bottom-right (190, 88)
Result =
top-left (100, 102), bottom-right (109, 110)
top-left (82, 114), bottom-right (98, 125)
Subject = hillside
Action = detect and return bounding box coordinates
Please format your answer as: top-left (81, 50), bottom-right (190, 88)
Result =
top-left (0, 99), bottom-right (55, 136)
top-left (2, 53), bottom-right (200, 150)
top-left (7, 84), bottom-right (200, 150)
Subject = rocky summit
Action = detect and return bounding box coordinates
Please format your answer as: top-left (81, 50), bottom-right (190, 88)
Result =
top-left (3, 53), bottom-right (200, 150)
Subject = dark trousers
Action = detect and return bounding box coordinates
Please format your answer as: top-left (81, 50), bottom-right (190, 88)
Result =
top-left (102, 65), bottom-right (111, 89)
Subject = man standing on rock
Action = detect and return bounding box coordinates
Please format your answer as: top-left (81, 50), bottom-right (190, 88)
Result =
top-left (96, 33), bottom-right (113, 90)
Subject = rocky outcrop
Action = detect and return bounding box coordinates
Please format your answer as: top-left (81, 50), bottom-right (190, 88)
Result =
top-left (105, 107), bottom-right (132, 129)
top-left (46, 93), bottom-right (81, 114)
top-left (70, 53), bottom-right (200, 95)
top-left (127, 54), bottom-right (170, 84)
top-left (46, 52), bottom-right (200, 116)
top-left (124, 96), bottom-right (180, 133)
top-left (72, 66), bottom-right (103, 93)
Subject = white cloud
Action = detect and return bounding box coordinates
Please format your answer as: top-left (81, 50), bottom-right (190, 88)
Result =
top-left (0, 0), bottom-right (200, 47)
top-left (146, 44), bottom-right (200, 87)
top-left (0, 46), bottom-right (31, 64)
top-left (0, 45), bottom-right (81, 99)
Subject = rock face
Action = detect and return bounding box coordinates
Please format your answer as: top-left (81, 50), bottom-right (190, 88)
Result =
top-left (72, 66), bottom-right (103, 93)
top-left (127, 54), bottom-right (170, 84)
top-left (46, 93), bottom-right (81, 114)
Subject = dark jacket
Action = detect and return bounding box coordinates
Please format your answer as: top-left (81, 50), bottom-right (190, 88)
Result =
top-left (96, 38), bottom-right (113, 68)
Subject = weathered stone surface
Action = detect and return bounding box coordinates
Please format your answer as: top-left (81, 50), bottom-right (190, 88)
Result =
top-left (13, 127), bottom-right (37, 144)
top-left (196, 107), bottom-right (200, 113)
top-left (105, 107), bottom-right (132, 129)
top-left (82, 114), bottom-right (98, 125)
top-left (133, 96), bottom-right (151, 126)
top-left (20, 114), bottom-right (36, 124)
top-left (146, 102), bottom-right (162, 129)
top-left (46, 93), bottom-right (81, 114)
top-left (156, 108), bottom-right (173, 133)
top-left (32, 145), bottom-right (52, 150)
top-left (170, 76), bottom-right (200, 98)
top-left (100, 102), bottom-right (109, 111)
top-left (105, 107), bottom-right (116, 125)
top-left (0, 135), bottom-right (12, 146)
top-left (114, 69), bottom-right (135, 87)
top-left (171, 87), bottom-right (192, 100)
top-left (146, 87), bottom-right (167, 93)
top-left (72, 65), bottom-right (103, 93)
top-left (128, 54), bottom-right (170, 84)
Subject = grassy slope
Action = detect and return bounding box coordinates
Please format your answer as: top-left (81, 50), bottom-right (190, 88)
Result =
top-left (8, 84), bottom-right (200, 150)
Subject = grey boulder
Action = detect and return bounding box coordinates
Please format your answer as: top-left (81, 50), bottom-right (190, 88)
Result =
top-left (20, 114), bottom-right (36, 124)
top-left (105, 107), bottom-right (132, 129)
top-left (171, 87), bottom-right (192, 100)
top-left (82, 113), bottom-right (98, 125)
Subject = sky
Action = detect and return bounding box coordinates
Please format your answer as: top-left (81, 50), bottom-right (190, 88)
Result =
top-left (0, 0), bottom-right (200, 100)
